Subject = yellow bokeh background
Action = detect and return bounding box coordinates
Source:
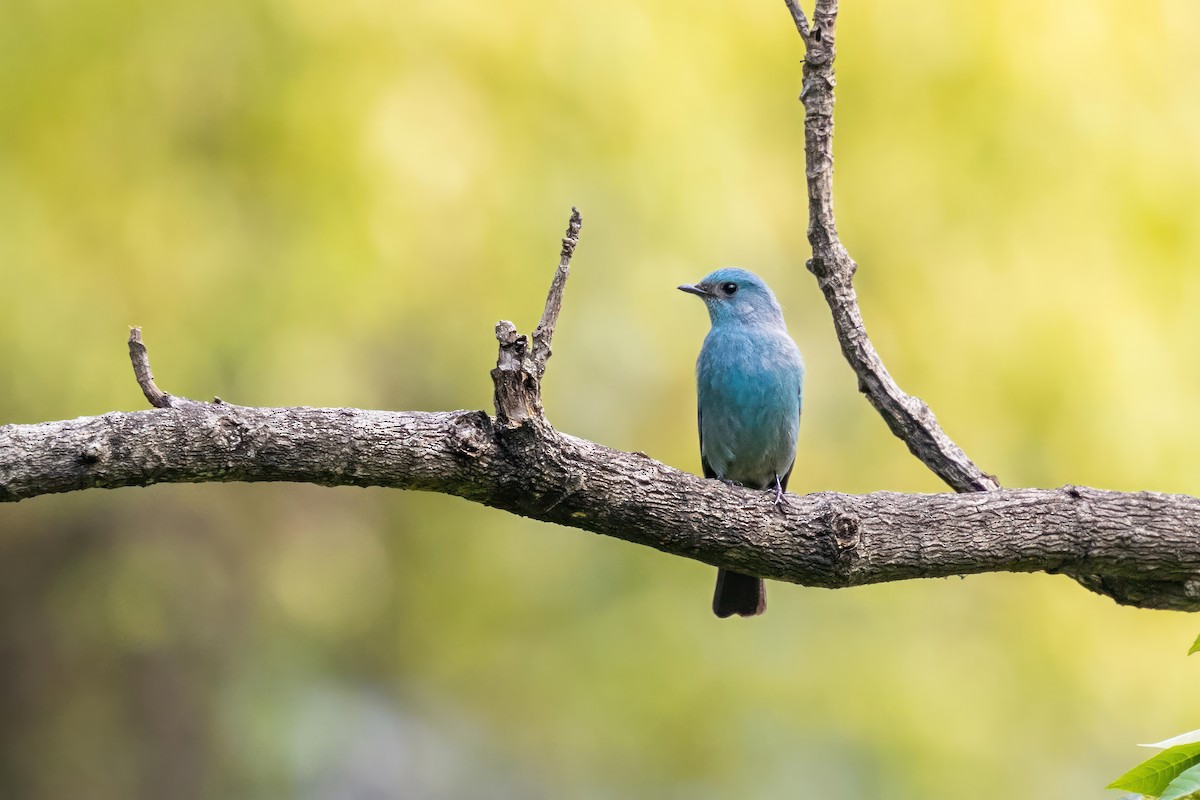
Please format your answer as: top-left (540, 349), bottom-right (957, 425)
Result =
top-left (3, 0), bottom-right (1200, 797)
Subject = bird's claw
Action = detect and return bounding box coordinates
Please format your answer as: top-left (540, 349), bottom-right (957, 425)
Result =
top-left (771, 473), bottom-right (788, 511)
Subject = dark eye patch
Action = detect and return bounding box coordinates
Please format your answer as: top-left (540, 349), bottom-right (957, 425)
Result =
top-left (722, 282), bottom-right (738, 295)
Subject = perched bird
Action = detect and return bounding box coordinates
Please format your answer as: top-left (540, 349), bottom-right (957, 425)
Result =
top-left (678, 268), bottom-right (805, 618)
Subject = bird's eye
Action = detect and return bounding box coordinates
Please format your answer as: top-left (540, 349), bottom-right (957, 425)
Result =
top-left (721, 282), bottom-right (738, 295)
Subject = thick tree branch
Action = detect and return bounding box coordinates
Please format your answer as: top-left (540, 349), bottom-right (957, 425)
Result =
top-left (4, 235), bottom-right (1198, 613)
top-left (792, 0), bottom-right (1000, 493)
top-left (2, 405), bottom-right (1199, 610)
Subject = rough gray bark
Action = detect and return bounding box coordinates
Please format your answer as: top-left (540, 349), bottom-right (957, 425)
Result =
top-left (2, 403), bottom-right (1199, 610)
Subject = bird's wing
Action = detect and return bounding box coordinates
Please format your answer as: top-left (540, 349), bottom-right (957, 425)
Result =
top-left (698, 406), bottom-right (716, 479)
top-left (779, 391), bottom-right (802, 493)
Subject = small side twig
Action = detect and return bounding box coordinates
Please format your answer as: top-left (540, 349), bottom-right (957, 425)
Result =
top-left (783, 0), bottom-right (812, 44)
top-left (790, 0), bottom-right (999, 493)
top-left (532, 207), bottom-right (582, 377)
top-left (127, 328), bottom-right (212, 409)
top-left (128, 327), bottom-right (174, 409)
top-left (491, 207), bottom-right (584, 427)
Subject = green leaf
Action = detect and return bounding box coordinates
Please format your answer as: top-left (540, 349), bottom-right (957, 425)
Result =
top-left (1161, 763), bottom-right (1200, 800)
top-left (1108, 744), bottom-right (1200, 795)
top-left (1189, 633), bottom-right (1200, 655)
top-left (1143, 732), bottom-right (1200, 750)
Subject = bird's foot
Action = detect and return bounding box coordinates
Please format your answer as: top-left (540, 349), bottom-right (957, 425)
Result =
top-left (771, 473), bottom-right (789, 511)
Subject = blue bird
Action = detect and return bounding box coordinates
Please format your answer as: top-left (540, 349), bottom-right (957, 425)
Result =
top-left (679, 268), bottom-right (805, 617)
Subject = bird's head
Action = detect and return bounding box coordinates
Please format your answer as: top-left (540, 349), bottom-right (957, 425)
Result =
top-left (678, 267), bottom-right (785, 327)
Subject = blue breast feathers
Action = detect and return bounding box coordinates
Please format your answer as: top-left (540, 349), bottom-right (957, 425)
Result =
top-left (696, 324), bottom-right (804, 489)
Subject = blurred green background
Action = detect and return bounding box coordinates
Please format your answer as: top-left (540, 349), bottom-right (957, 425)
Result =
top-left (2, 0), bottom-right (1199, 797)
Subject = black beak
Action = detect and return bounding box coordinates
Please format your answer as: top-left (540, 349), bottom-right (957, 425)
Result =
top-left (677, 284), bottom-right (709, 297)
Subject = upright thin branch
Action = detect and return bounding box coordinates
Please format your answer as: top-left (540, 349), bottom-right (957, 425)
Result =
top-left (791, 0), bottom-right (1000, 493)
top-left (491, 208), bottom-right (583, 428)
top-left (532, 207), bottom-right (582, 377)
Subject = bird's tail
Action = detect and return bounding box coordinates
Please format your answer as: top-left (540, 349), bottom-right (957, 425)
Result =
top-left (712, 569), bottom-right (766, 618)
